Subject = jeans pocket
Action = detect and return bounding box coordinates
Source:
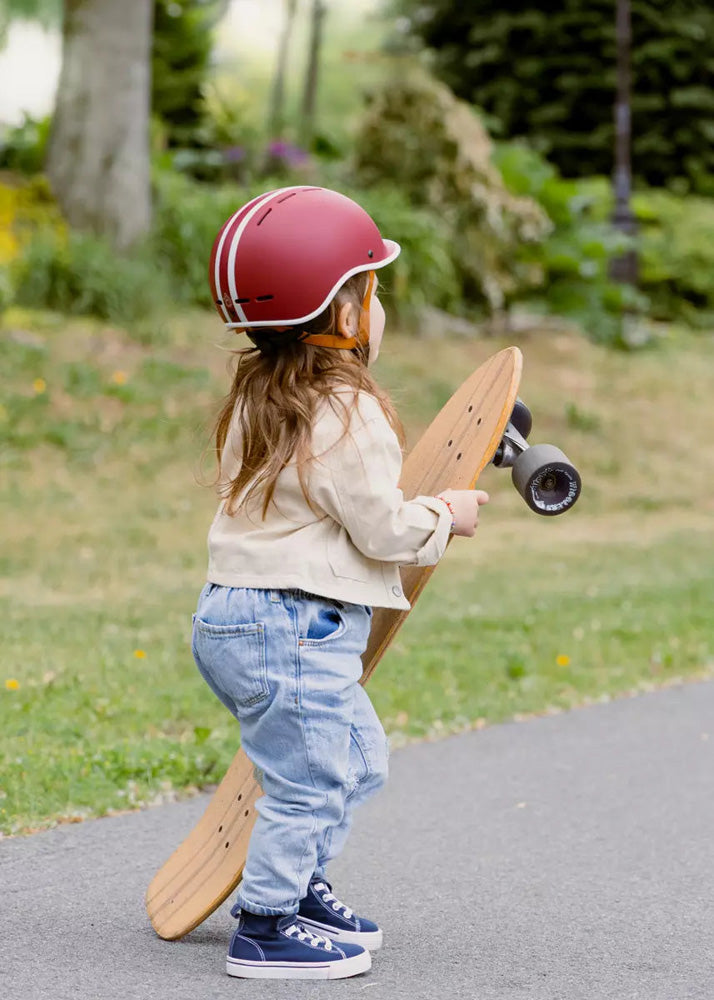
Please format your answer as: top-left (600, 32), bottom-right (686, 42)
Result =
top-left (300, 599), bottom-right (347, 646)
top-left (192, 618), bottom-right (269, 710)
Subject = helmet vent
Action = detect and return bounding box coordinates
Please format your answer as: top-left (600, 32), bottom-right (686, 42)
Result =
top-left (256, 208), bottom-right (273, 226)
top-left (235, 297), bottom-right (250, 304)
top-left (256, 295), bottom-right (274, 302)
top-left (278, 192), bottom-right (297, 203)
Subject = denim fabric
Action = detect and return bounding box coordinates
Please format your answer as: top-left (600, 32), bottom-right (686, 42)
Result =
top-left (192, 584), bottom-right (389, 916)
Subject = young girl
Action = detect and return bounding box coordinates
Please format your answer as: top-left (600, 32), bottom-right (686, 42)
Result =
top-left (192, 186), bottom-right (489, 980)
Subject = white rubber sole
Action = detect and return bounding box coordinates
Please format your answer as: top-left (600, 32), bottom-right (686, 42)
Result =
top-left (297, 916), bottom-right (383, 951)
top-left (226, 948), bottom-right (371, 980)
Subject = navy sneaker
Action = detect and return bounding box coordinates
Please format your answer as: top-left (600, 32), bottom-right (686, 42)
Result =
top-left (226, 910), bottom-right (371, 980)
top-left (297, 877), bottom-right (383, 951)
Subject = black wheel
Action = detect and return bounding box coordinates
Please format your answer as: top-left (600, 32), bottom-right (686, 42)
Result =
top-left (512, 444), bottom-right (581, 516)
top-left (509, 398), bottom-right (532, 440)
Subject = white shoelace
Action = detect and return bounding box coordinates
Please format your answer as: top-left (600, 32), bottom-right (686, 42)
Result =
top-left (313, 882), bottom-right (353, 919)
top-left (284, 921), bottom-right (334, 951)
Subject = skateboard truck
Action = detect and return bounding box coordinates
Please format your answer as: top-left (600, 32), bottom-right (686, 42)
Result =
top-left (492, 399), bottom-right (582, 516)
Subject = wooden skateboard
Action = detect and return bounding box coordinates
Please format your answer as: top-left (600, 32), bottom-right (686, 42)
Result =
top-left (146, 346), bottom-right (580, 940)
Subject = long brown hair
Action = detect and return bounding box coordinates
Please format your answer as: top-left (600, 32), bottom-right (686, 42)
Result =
top-left (213, 272), bottom-right (405, 518)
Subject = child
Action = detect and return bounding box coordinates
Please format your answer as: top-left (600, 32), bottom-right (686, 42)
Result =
top-left (192, 186), bottom-right (489, 980)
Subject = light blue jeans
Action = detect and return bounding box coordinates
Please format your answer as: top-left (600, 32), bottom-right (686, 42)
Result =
top-left (191, 584), bottom-right (389, 916)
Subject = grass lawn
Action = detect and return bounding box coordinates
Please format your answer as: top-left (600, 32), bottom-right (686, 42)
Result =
top-left (1, 309), bottom-right (713, 835)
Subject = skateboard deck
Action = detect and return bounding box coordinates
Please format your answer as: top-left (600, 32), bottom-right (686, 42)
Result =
top-left (146, 345), bottom-right (522, 940)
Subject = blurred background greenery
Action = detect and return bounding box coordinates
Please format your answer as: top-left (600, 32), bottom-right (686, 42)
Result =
top-left (3, 0), bottom-right (714, 338)
top-left (1, 0), bottom-right (713, 834)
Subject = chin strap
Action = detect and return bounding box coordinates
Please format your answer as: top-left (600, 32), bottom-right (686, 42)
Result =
top-left (298, 332), bottom-right (360, 350)
top-left (299, 270), bottom-right (375, 350)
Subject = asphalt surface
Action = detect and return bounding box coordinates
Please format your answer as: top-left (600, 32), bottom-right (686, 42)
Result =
top-left (3, 680), bottom-right (714, 1000)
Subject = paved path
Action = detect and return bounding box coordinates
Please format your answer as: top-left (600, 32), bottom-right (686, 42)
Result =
top-left (3, 681), bottom-right (714, 1000)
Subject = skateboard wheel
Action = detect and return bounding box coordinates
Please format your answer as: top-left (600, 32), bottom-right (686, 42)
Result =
top-left (512, 444), bottom-right (581, 516)
top-left (509, 398), bottom-right (532, 440)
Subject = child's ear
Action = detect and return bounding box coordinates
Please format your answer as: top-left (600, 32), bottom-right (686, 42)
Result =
top-left (337, 301), bottom-right (359, 338)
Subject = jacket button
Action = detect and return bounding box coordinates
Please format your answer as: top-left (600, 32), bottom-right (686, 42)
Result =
top-left (392, 585), bottom-right (402, 597)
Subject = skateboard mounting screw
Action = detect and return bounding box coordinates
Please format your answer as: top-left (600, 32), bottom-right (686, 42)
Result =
top-left (477, 417), bottom-right (482, 425)
top-left (225, 841), bottom-right (230, 848)
top-left (447, 439), bottom-right (452, 447)
top-left (218, 825), bottom-right (223, 832)
top-left (468, 405), bottom-right (473, 412)
top-left (457, 452), bottom-right (462, 460)
top-left (237, 794), bottom-right (242, 802)
top-left (244, 809), bottom-right (250, 817)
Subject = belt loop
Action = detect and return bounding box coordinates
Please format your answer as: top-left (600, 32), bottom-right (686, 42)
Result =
top-left (269, 590), bottom-right (281, 603)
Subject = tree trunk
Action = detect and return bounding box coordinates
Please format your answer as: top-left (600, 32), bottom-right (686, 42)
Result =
top-left (267, 0), bottom-right (298, 137)
top-left (300, 0), bottom-right (326, 147)
top-left (47, 0), bottom-right (153, 250)
top-left (610, 0), bottom-right (638, 284)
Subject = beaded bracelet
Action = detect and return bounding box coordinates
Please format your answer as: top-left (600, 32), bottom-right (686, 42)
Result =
top-left (436, 495), bottom-right (456, 534)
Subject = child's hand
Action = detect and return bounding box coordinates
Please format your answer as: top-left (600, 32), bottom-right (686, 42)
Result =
top-left (436, 489), bottom-right (490, 537)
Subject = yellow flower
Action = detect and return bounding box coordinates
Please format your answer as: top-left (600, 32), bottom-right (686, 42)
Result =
top-left (556, 654), bottom-right (571, 667)
top-left (33, 378), bottom-right (46, 394)
top-left (111, 370), bottom-right (128, 385)
top-left (133, 649), bottom-right (146, 659)
top-left (5, 679), bottom-right (20, 691)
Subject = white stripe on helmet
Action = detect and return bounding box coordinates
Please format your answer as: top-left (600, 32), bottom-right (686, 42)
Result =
top-left (221, 186), bottom-right (310, 325)
top-left (212, 200), bottom-right (255, 323)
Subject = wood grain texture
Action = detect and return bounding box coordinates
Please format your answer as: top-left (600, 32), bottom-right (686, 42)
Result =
top-left (146, 347), bottom-right (522, 940)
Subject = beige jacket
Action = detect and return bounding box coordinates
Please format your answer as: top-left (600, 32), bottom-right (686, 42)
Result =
top-left (206, 389), bottom-right (452, 610)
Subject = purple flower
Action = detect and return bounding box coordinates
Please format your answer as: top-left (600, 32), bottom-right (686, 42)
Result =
top-left (223, 146), bottom-right (246, 163)
top-left (267, 140), bottom-right (310, 167)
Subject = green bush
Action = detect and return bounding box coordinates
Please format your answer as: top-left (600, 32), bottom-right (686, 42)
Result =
top-left (495, 141), bottom-right (714, 336)
top-left (11, 228), bottom-right (170, 326)
top-left (0, 265), bottom-right (12, 314)
top-left (150, 170), bottom-right (242, 308)
top-left (633, 189), bottom-right (714, 326)
top-left (342, 183), bottom-right (461, 317)
top-left (354, 71), bottom-right (550, 316)
top-left (4, 169), bottom-right (462, 326)
top-left (8, 144), bottom-right (714, 340)
top-left (491, 141), bottom-right (647, 342)
top-left (0, 115), bottom-right (52, 176)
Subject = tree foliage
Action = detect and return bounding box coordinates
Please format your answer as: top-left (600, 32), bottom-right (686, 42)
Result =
top-left (151, 0), bottom-right (227, 149)
top-left (0, 0), bottom-right (61, 32)
top-left (395, 0), bottom-right (714, 193)
top-left (0, 0), bottom-right (60, 47)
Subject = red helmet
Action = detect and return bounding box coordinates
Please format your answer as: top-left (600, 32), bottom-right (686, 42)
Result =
top-left (209, 186), bottom-right (400, 330)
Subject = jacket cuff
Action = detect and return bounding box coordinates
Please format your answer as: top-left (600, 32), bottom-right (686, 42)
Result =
top-left (410, 495), bottom-right (453, 566)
